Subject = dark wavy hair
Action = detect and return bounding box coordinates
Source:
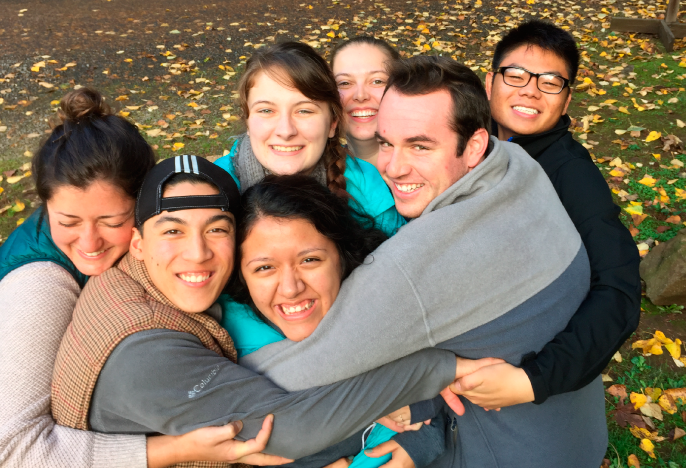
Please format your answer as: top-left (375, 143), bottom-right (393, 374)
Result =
top-left (33, 87), bottom-right (156, 203)
top-left (229, 174), bottom-right (387, 305)
top-left (238, 41), bottom-right (349, 199)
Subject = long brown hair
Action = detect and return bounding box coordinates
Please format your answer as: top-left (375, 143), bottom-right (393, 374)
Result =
top-left (238, 41), bottom-right (348, 198)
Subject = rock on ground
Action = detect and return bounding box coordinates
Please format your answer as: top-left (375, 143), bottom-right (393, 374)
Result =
top-left (640, 229), bottom-right (686, 306)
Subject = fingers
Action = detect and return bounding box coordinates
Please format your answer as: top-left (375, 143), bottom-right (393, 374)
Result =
top-left (365, 440), bottom-right (399, 458)
top-left (455, 356), bottom-right (504, 379)
top-left (241, 453), bottom-right (294, 466)
top-left (457, 371), bottom-right (485, 393)
top-left (251, 415), bottom-right (274, 451)
top-left (376, 416), bottom-right (408, 432)
top-left (440, 387), bottom-right (465, 416)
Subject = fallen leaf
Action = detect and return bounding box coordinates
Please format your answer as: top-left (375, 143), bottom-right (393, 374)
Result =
top-left (172, 142), bottom-right (185, 151)
top-left (11, 200), bottom-right (25, 213)
top-left (664, 388), bottom-right (686, 404)
top-left (670, 427), bottom-right (686, 441)
top-left (624, 205), bottom-right (644, 216)
top-left (7, 175), bottom-right (24, 184)
top-left (639, 439), bottom-right (656, 459)
top-left (613, 350), bottom-right (623, 363)
top-left (658, 394), bottom-right (678, 414)
top-left (126, 106), bottom-right (141, 110)
top-left (632, 214), bottom-right (648, 227)
top-left (16, 218), bottom-right (25, 226)
top-left (671, 159), bottom-right (684, 167)
top-left (627, 454), bottom-right (640, 468)
top-left (645, 131), bottom-right (662, 142)
top-left (146, 129), bottom-right (162, 137)
top-left (607, 384), bottom-right (628, 401)
top-left (639, 402), bottom-right (663, 421)
top-left (618, 106), bottom-right (630, 114)
top-left (631, 392), bottom-right (648, 410)
top-left (677, 119), bottom-right (685, 128)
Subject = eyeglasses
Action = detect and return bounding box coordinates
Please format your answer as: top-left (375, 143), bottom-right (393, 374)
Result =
top-left (496, 66), bottom-right (570, 95)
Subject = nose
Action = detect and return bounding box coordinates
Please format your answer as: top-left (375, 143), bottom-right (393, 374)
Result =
top-left (277, 267), bottom-right (305, 299)
top-left (381, 146), bottom-right (410, 180)
top-left (77, 222), bottom-right (104, 253)
top-left (182, 232), bottom-right (213, 264)
top-left (275, 111), bottom-right (297, 140)
top-left (353, 82), bottom-right (370, 102)
top-left (519, 75), bottom-right (542, 98)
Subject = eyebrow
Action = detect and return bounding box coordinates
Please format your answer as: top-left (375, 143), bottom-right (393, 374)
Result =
top-left (405, 135), bottom-right (438, 144)
top-left (54, 211), bottom-right (132, 220)
top-left (250, 99), bottom-right (319, 107)
top-left (246, 247), bottom-right (327, 266)
top-left (504, 63), bottom-right (566, 76)
top-left (207, 214), bottom-right (235, 227)
top-left (375, 131), bottom-right (389, 144)
top-left (335, 70), bottom-right (387, 78)
top-left (154, 215), bottom-right (187, 227)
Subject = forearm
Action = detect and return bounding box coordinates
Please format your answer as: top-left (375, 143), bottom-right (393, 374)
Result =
top-left (525, 286), bottom-right (640, 403)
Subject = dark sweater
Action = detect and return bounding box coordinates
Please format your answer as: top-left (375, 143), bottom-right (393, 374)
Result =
top-left (511, 115), bottom-right (641, 403)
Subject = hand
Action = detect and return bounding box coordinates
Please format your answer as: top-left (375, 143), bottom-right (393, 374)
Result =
top-left (377, 406), bottom-right (426, 432)
top-left (442, 356), bottom-right (506, 415)
top-left (324, 458), bottom-right (352, 468)
top-left (452, 362), bottom-right (534, 410)
top-left (147, 415), bottom-right (293, 468)
top-left (366, 440), bottom-right (416, 468)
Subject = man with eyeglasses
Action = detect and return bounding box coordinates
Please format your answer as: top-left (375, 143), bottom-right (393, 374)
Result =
top-left (451, 19), bottom-right (641, 412)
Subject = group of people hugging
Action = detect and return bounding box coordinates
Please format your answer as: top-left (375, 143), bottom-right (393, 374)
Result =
top-left (0, 19), bottom-right (641, 468)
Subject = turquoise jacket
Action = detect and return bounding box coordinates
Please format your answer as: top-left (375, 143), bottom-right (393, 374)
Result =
top-left (218, 295), bottom-right (396, 468)
top-left (213, 140), bottom-right (406, 237)
top-left (0, 207), bottom-right (87, 287)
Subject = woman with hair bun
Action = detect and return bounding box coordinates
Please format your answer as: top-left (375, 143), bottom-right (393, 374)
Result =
top-left (214, 41), bottom-right (405, 237)
top-left (0, 88), bottom-right (269, 468)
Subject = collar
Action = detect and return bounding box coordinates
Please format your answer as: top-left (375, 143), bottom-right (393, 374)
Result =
top-left (117, 253), bottom-right (180, 311)
top-left (494, 115), bottom-right (571, 160)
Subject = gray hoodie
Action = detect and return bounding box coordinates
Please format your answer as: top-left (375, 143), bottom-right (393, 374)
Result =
top-left (241, 137), bottom-right (608, 468)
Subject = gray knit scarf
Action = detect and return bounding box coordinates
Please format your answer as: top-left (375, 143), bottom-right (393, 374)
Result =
top-left (232, 134), bottom-right (328, 193)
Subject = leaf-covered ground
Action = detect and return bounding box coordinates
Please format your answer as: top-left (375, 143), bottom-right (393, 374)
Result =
top-left (1, 0), bottom-right (685, 465)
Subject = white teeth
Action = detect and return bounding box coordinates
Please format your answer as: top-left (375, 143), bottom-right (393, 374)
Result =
top-left (178, 273), bottom-right (211, 283)
top-left (272, 145), bottom-right (303, 152)
top-left (282, 300), bottom-right (315, 315)
top-left (395, 183), bottom-right (424, 193)
top-left (513, 106), bottom-right (539, 115)
top-left (83, 250), bottom-right (106, 257)
top-left (351, 110), bottom-right (377, 117)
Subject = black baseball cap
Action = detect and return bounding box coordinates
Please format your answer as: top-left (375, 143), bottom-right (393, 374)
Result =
top-left (135, 154), bottom-right (241, 227)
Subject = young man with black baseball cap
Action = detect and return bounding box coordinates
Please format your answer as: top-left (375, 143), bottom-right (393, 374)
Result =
top-left (50, 155), bottom-right (464, 467)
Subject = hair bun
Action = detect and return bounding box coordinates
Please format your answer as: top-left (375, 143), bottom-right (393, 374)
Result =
top-left (59, 87), bottom-right (112, 123)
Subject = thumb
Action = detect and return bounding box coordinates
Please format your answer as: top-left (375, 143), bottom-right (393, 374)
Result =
top-left (365, 440), bottom-right (398, 458)
top-left (225, 420), bottom-right (243, 437)
top-left (458, 371), bottom-right (484, 393)
top-left (440, 387), bottom-right (465, 416)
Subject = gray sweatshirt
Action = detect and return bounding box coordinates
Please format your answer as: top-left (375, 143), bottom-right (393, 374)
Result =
top-left (239, 138), bottom-right (608, 468)
top-left (88, 328), bottom-right (457, 460)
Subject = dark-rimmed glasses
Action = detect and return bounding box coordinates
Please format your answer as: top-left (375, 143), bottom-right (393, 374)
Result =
top-left (495, 66), bottom-right (570, 95)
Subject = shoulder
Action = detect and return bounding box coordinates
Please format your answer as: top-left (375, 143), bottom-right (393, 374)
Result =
top-left (343, 155), bottom-right (395, 217)
top-left (1, 261), bottom-right (80, 303)
top-left (213, 138), bottom-right (241, 188)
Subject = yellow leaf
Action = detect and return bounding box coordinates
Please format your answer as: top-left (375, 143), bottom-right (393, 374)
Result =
top-left (604, 99), bottom-right (618, 104)
top-left (639, 439), bottom-right (656, 459)
top-left (645, 387), bottom-right (663, 401)
top-left (609, 169), bottom-right (625, 177)
top-left (115, 95), bottom-right (129, 101)
top-left (658, 394), bottom-right (678, 414)
top-left (125, 106), bottom-right (141, 110)
top-left (628, 454), bottom-right (640, 468)
top-left (11, 200), bottom-right (25, 213)
top-left (423, 44), bottom-right (431, 51)
top-left (124, 58), bottom-right (133, 63)
top-left (676, 188), bottom-right (686, 200)
top-left (630, 392), bottom-right (647, 409)
top-left (638, 175), bottom-right (657, 187)
top-left (665, 339), bottom-right (681, 359)
top-left (118, 111), bottom-right (130, 117)
top-left (172, 142), bottom-right (185, 151)
top-left (0, 187), bottom-right (3, 196)
top-left (630, 426), bottom-right (654, 439)
top-left (624, 205), bottom-right (644, 216)
top-left (326, 31), bottom-right (335, 38)
top-left (16, 218), bottom-right (25, 226)
top-left (652, 153), bottom-right (661, 160)
top-left (649, 343), bottom-right (664, 355)
top-left (188, 102), bottom-right (199, 108)
top-left (7, 175), bottom-right (24, 184)
top-left (645, 131), bottom-right (661, 142)
top-left (618, 107), bottom-right (630, 114)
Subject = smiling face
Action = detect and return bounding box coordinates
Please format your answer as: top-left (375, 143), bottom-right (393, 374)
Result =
top-left (130, 181), bottom-right (236, 313)
top-left (245, 70), bottom-right (337, 175)
top-left (46, 180), bottom-right (135, 276)
top-left (240, 216), bottom-right (342, 342)
top-left (486, 44), bottom-right (572, 140)
top-left (333, 43), bottom-right (391, 143)
top-left (377, 87), bottom-right (488, 219)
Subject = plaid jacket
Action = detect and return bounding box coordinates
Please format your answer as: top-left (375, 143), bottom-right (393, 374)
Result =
top-left (51, 253), bottom-right (243, 468)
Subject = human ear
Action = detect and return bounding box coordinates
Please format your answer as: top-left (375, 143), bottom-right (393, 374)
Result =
top-left (129, 227), bottom-right (145, 260)
top-left (463, 128), bottom-right (490, 171)
top-left (485, 72), bottom-right (494, 100)
top-left (562, 89), bottom-right (573, 115)
top-left (328, 117), bottom-right (338, 139)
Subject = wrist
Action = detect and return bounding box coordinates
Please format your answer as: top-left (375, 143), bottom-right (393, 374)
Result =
top-left (147, 435), bottom-right (183, 468)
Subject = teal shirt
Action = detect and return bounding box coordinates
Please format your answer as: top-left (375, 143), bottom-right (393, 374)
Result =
top-left (213, 140), bottom-right (406, 237)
